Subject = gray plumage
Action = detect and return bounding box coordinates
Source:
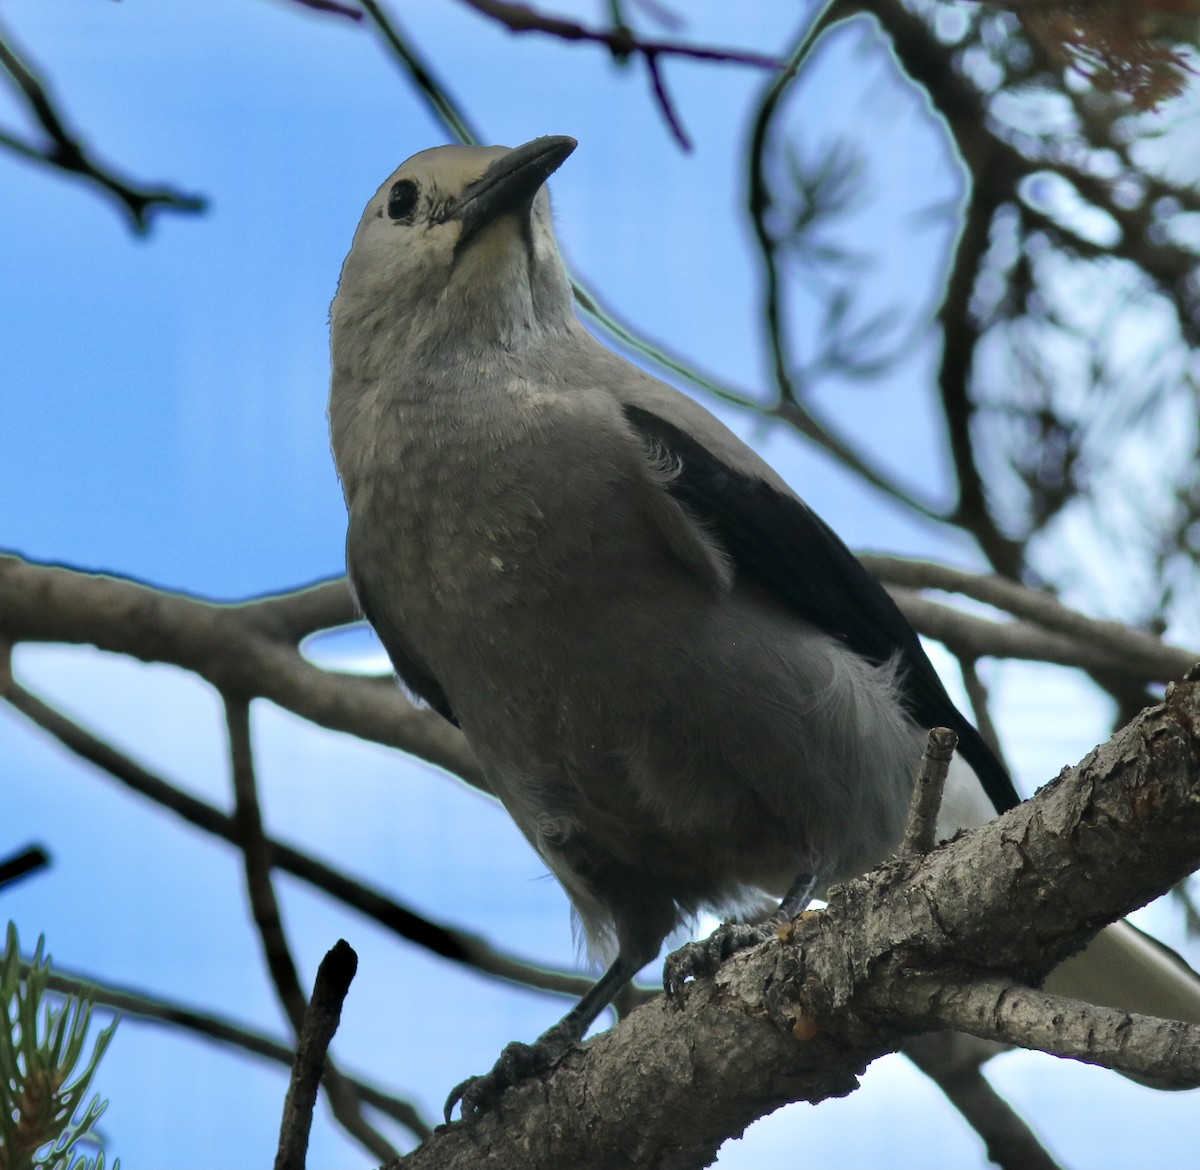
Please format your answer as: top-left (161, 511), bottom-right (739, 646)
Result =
top-left (329, 136), bottom-right (1200, 1117)
top-left (331, 138), bottom-right (920, 954)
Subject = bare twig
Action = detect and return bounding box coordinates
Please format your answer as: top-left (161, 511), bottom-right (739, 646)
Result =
top-left (863, 555), bottom-right (1199, 681)
top-left (642, 50), bottom-right (691, 150)
top-left (747, 0), bottom-right (850, 403)
top-left (850, 0), bottom-right (1029, 576)
top-left (737, 4), bottom-right (957, 523)
top-left (274, 939), bottom-right (360, 1170)
top-left (357, 0), bottom-right (480, 145)
top-left (901, 727), bottom-right (957, 856)
top-left (225, 695), bottom-right (398, 1163)
top-left (364, 0), bottom-right (755, 160)
top-left (566, 279), bottom-right (950, 523)
top-left (570, 277), bottom-right (765, 410)
top-left (955, 655), bottom-right (1008, 770)
top-left (769, 398), bottom-right (948, 522)
top-left (282, 0), bottom-right (363, 18)
top-left (0, 844), bottom-right (49, 891)
top-left (0, 669), bottom-right (593, 1000)
top-left (226, 695), bottom-right (310, 1032)
top-left (454, 0), bottom-right (777, 149)
top-left (0, 16), bottom-right (205, 231)
top-left (455, 0), bottom-right (781, 68)
top-left (887, 586), bottom-right (1182, 680)
top-left (38, 964), bottom-right (430, 1139)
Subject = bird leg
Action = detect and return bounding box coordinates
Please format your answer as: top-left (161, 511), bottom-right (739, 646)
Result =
top-left (444, 952), bottom-right (642, 1122)
top-left (663, 872), bottom-right (817, 1005)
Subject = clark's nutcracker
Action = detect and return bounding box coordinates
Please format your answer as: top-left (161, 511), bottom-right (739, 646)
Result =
top-left (329, 136), bottom-right (1200, 1120)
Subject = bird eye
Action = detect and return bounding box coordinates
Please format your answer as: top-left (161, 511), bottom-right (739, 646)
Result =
top-left (387, 179), bottom-right (418, 221)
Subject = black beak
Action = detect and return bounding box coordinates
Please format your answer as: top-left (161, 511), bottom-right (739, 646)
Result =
top-left (453, 135), bottom-right (577, 246)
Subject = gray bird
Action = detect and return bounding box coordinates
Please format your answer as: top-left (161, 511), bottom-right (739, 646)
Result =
top-left (329, 135), bottom-right (1200, 1120)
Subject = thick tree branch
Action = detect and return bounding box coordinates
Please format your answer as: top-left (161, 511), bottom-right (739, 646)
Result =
top-left (890, 586), bottom-right (1187, 681)
top-left (893, 976), bottom-right (1200, 1087)
top-left (235, 577), bottom-right (358, 642)
top-left (396, 676), bottom-right (1200, 1169)
top-left (0, 664), bottom-right (593, 1001)
top-left (0, 554), bottom-right (483, 790)
top-left (9, 553), bottom-right (1195, 798)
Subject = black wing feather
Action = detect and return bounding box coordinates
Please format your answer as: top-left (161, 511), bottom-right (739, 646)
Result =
top-left (623, 403), bottom-right (1018, 814)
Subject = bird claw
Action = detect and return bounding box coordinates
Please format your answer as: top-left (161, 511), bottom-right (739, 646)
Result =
top-left (443, 1038), bottom-right (557, 1123)
top-left (663, 921), bottom-right (772, 1006)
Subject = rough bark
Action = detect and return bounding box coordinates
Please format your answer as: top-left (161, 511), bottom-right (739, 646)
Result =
top-left (396, 676), bottom-right (1200, 1169)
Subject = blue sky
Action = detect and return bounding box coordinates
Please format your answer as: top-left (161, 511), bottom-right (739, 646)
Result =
top-left (2, 1), bottom-right (1197, 1166)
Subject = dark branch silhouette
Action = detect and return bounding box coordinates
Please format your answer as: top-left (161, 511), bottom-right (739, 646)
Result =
top-left (0, 16), bottom-right (205, 231)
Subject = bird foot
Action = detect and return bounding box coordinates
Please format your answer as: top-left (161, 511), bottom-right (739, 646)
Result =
top-left (444, 1035), bottom-right (565, 1123)
top-left (663, 921), bottom-right (773, 1006)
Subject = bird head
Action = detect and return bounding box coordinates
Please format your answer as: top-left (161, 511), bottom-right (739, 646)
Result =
top-left (332, 135), bottom-right (578, 351)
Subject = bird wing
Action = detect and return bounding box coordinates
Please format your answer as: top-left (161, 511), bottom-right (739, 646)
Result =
top-left (618, 397), bottom-right (1019, 814)
top-left (348, 549), bottom-right (459, 726)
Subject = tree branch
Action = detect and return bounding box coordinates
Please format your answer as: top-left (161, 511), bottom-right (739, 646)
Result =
top-left (955, 654), bottom-right (1009, 768)
top-left (454, 0), bottom-right (782, 68)
top-left (282, 0), bottom-right (363, 18)
top-left (900, 727), bottom-right (956, 856)
top-left (0, 664), bottom-right (595, 1001)
top-left (397, 675), bottom-right (1200, 1168)
top-left (740, 5), bottom-right (957, 524)
top-left (0, 554), bottom-right (484, 790)
top-left (274, 939), bottom-right (361, 1170)
top-left (357, 0), bottom-right (481, 146)
top-left (36, 963), bottom-right (430, 1140)
top-left (903, 1032), bottom-right (1061, 1170)
top-left (234, 577), bottom-right (358, 642)
top-left (746, 1), bottom-right (849, 403)
top-left (0, 843), bottom-right (49, 892)
top-left (0, 15), bottom-right (205, 231)
top-left (849, 0), bottom-right (1029, 575)
top-left (225, 695), bottom-right (398, 1164)
top-left (888, 586), bottom-right (1187, 681)
top-left (863, 555), bottom-right (1198, 681)
top-left (895, 976), bottom-right (1200, 1087)
top-left (455, 0), bottom-right (780, 150)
